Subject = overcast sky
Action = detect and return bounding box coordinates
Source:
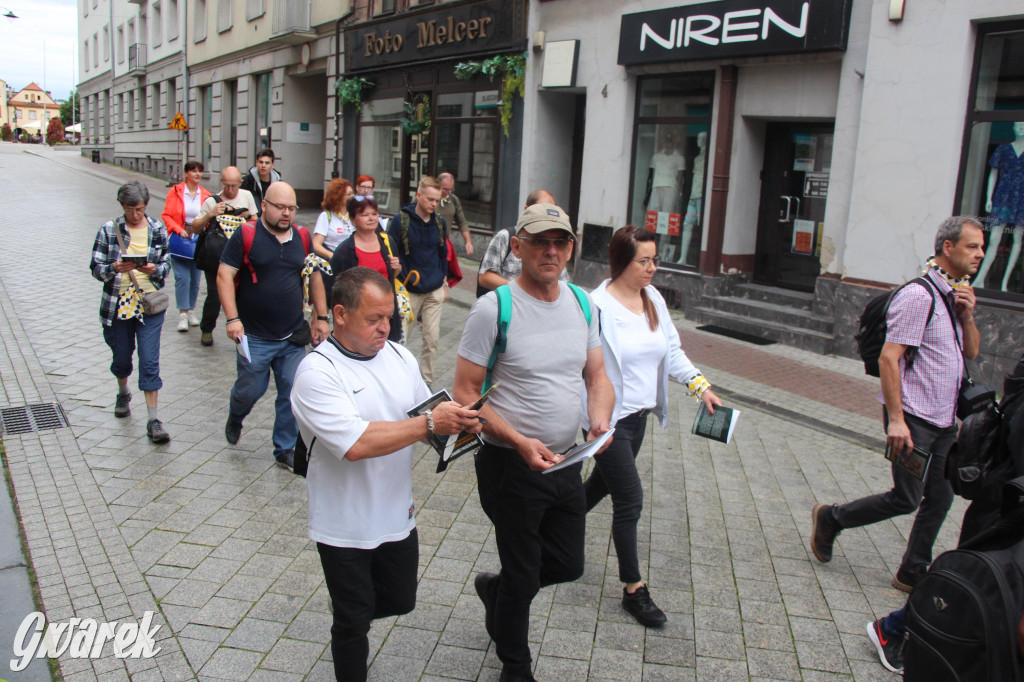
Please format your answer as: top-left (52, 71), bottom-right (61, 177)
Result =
top-left (1, 0), bottom-right (78, 100)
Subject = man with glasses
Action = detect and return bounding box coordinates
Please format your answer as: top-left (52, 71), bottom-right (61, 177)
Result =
top-left (191, 166), bottom-right (258, 345)
top-left (387, 176), bottom-right (449, 384)
top-left (216, 182), bottom-right (330, 472)
top-left (436, 172), bottom-right (474, 257)
top-left (453, 203), bottom-right (615, 682)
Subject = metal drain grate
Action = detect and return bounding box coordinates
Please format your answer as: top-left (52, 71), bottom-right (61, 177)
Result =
top-left (0, 403), bottom-right (69, 435)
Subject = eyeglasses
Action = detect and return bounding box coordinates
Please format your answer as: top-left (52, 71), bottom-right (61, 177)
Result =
top-left (516, 235), bottom-right (574, 250)
top-left (122, 206), bottom-right (147, 215)
top-left (265, 200), bottom-right (299, 213)
top-left (222, 183), bottom-right (240, 189)
top-left (356, 184), bottom-right (374, 192)
top-left (633, 256), bottom-right (661, 268)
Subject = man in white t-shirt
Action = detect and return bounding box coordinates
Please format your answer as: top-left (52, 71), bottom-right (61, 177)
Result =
top-left (291, 267), bottom-right (482, 681)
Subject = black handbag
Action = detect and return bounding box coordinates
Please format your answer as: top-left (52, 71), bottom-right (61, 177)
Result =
top-left (928, 277), bottom-right (996, 419)
top-left (195, 223), bottom-right (228, 271)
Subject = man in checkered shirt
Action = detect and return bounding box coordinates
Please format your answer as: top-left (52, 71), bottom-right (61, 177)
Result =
top-left (811, 216), bottom-right (985, 594)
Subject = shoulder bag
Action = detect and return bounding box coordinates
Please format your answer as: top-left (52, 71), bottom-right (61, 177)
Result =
top-left (114, 223), bottom-right (169, 316)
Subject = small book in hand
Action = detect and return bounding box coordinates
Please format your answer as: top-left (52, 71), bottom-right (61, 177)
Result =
top-left (407, 387), bottom-right (492, 473)
top-left (884, 443), bottom-right (932, 481)
top-left (691, 402), bottom-right (739, 444)
top-left (121, 255), bottom-right (149, 266)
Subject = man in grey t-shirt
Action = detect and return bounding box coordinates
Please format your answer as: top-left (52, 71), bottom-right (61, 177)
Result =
top-left (454, 203), bottom-right (615, 682)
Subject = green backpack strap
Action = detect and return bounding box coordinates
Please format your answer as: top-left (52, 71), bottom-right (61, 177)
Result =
top-left (399, 211), bottom-right (410, 255)
top-left (482, 283), bottom-right (590, 395)
top-left (483, 284), bottom-right (512, 394)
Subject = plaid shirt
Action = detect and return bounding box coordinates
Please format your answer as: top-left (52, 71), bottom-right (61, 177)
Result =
top-left (90, 214), bottom-right (171, 326)
top-left (479, 228), bottom-right (570, 283)
top-left (879, 268), bottom-right (964, 428)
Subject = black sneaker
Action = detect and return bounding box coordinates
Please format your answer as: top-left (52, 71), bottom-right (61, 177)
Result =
top-left (892, 566), bottom-right (926, 593)
top-left (225, 417), bottom-right (243, 445)
top-left (498, 670), bottom-right (537, 682)
top-left (114, 392), bottom-right (131, 418)
top-left (810, 503), bottom-right (841, 563)
top-left (474, 572), bottom-right (499, 640)
top-left (275, 450), bottom-right (295, 472)
top-left (866, 618), bottom-right (904, 674)
top-left (622, 584), bottom-right (667, 627)
top-left (146, 419), bottom-right (171, 443)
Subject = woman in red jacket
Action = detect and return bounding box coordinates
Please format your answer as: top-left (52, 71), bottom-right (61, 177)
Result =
top-left (161, 161), bottom-right (211, 332)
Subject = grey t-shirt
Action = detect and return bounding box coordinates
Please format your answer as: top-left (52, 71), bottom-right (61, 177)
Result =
top-left (458, 281), bottom-right (601, 453)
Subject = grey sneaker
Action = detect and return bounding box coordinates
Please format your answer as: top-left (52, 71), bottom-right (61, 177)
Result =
top-left (114, 392), bottom-right (131, 418)
top-left (275, 450), bottom-right (295, 472)
top-left (146, 419), bottom-right (171, 443)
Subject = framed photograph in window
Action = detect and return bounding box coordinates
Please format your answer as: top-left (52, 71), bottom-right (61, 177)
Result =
top-left (391, 128), bottom-right (400, 151)
top-left (420, 156), bottom-right (429, 177)
top-left (418, 132), bottom-right (429, 153)
top-left (391, 155), bottom-right (402, 178)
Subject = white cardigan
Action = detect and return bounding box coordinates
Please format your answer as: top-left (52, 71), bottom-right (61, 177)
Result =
top-left (581, 279), bottom-right (703, 431)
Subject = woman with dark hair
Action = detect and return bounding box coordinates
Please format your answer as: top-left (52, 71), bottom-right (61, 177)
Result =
top-left (582, 225), bottom-right (721, 627)
top-left (313, 178), bottom-right (356, 259)
top-left (90, 181), bottom-right (173, 443)
top-left (161, 160), bottom-right (211, 332)
top-left (328, 195), bottom-right (404, 343)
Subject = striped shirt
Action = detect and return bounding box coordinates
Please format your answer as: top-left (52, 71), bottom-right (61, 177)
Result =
top-left (879, 268), bottom-right (963, 428)
top-left (89, 214), bottom-right (171, 326)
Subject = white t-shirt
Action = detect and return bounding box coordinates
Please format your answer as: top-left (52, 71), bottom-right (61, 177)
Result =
top-left (603, 297), bottom-right (666, 414)
top-left (314, 211), bottom-right (354, 252)
top-left (197, 189), bottom-right (258, 222)
top-left (650, 151), bottom-right (685, 188)
top-left (291, 338), bottom-right (430, 549)
top-left (183, 188), bottom-right (203, 225)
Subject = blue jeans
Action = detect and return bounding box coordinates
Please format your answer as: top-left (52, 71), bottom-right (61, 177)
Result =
top-left (171, 256), bottom-right (201, 310)
top-left (229, 337), bottom-right (305, 458)
top-left (883, 604), bottom-right (907, 637)
top-left (102, 312), bottom-right (166, 391)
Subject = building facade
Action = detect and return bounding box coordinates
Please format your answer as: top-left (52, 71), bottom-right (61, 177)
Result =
top-left (9, 82), bottom-right (59, 137)
top-left (523, 0), bottom-right (1024, 385)
top-left (78, 0), bottom-right (187, 178)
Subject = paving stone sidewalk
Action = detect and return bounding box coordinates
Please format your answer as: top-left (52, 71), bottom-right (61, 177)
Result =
top-left (0, 144), bottom-right (967, 680)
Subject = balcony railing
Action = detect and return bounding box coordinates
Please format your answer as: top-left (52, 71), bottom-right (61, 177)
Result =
top-left (128, 43), bottom-right (147, 74)
top-left (270, 0), bottom-right (314, 43)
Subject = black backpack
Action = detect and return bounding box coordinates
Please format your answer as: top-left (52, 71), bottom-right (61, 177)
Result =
top-left (194, 194), bottom-right (245, 271)
top-left (855, 276), bottom-right (935, 377)
top-left (904, 476), bottom-right (1024, 682)
top-left (475, 226), bottom-right (517, 298)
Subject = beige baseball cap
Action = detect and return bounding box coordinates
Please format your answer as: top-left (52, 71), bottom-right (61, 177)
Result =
top-left (514, 203), bottom-right (574, 236)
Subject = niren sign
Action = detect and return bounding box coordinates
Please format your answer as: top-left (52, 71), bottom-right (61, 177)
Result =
top-left (618, 0), bottom-right (852, 66)
top-left (347, 0), bottom-right (524, 72)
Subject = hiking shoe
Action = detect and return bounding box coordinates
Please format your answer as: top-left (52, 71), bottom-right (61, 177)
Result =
top-left (177, 312), bottom-right (189, 332)
top-left (866, 618), bottom-right (904, 674)
top-left (188, 310), bottom-right (200, 326)
top-left (474, 572), bottom-right (499, 640)
top-left (810, 503), bottom-right (841, 563)
top-left (114, 392), bottom-right (131, 418)
top-left (225, 417), bottom-right (243, 445)
top-left (892, 566), bottom-right (926, 593)
top-left (200, 332), bottom-right (214, 347)
top-left (147, 419), bottom-right (171, 443)
top-left (622, 584), bottom-right (667, 627)
top-left (275, 450), bottom-right (295, 472)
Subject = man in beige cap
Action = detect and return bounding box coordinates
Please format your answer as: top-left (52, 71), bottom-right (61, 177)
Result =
top-left (453, 203), bottom-right (615, 682)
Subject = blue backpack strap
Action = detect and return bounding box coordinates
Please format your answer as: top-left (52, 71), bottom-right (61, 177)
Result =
top-left (483, 285), bottom-right (512, 394)
top-left (567, 282), bottom-right (592, 326)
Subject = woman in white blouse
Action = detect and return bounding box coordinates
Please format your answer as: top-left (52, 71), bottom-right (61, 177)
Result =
top-left (583, 224), bottom-right (721, 628)
top-left (312, 178), bottom-right (355, 259)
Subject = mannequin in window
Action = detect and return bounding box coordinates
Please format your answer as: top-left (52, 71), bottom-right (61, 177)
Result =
top-left (678, 131), bottom-right (707, 266)
top-left (976, 121), bottom-right (1024, 292)
top-left (644, 135), bottom-right (686, 215)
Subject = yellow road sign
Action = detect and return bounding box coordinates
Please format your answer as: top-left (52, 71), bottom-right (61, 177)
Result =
top-left (169, 113), bottom-right (188, 130)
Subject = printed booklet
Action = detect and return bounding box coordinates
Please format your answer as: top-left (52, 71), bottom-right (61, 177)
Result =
top-left (691, 403), bottom-right (740, 444)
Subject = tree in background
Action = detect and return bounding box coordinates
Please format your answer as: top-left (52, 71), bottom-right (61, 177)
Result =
top-left (46, 117), bottom-right (65, 145)
top-left (60, 90), bottom-right (80, 127)
top-left (1, 123), bottom-right (11, 142)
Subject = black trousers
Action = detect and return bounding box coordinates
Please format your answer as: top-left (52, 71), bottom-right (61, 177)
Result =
top-left (475, 444), bottom-right (586, 677)
top-left (583, 409), bottom-right (649, 584)
top-left (317, 530), bottom-right (418, 681)
top-left (832, 409), bottom-right (958, 573)
top-left (199, 266), bottom-right (222, 334)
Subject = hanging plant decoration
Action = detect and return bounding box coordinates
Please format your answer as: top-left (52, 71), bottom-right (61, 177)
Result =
top-left (454, 53), bottom-right (526, 137)
top-left (400, 93), bottom-right (432, 135)
top-left (335, 76), bottom-right (374, 112)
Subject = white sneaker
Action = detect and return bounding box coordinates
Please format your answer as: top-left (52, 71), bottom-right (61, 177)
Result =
top-left (177, 312), bottom-right (189, 332)
top-left (188, 310), bottom-right (200, 327)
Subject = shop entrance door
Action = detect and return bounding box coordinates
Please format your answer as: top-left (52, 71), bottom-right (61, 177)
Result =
top-left (754, 123), bottom-right (834, 292)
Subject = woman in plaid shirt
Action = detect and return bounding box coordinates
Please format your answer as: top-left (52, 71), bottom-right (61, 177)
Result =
top-left (89, 181), bottom-right (173, 443)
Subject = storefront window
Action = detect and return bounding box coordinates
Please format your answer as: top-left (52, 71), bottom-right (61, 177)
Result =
top-left (958, 25), bottom-right (1024, 296)
top-left (625, 74), bottom-right (714, 269)
top-left (434, 91), bottom-right (498, 231)
top-left (358, 97), bottom-right (404, 215)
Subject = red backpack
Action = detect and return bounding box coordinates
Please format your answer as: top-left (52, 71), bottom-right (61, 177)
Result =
top-left (236, 220), bottom-right (312, 287)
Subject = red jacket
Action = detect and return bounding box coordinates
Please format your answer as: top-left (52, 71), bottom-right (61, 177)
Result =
top-left (161, 182), bottom-right (212, 237)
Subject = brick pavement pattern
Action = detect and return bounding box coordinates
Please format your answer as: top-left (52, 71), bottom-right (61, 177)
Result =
top-left (0, 144), bottom-right (969, 680)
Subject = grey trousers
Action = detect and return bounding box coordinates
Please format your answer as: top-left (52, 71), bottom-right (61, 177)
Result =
top-left (832, 409), bottom-right (958, 573)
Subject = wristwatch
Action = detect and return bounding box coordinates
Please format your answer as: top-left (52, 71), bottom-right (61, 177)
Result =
top-left (424, 409), bottom-right (435, 435)
top-left (316, 315), bottom-right (329, 322)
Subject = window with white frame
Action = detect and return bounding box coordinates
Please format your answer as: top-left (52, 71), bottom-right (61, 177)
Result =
top-left (152, 3), bottom-right (162, 47)
top-left (84, 39), bottom-right (90, 71)
top-left (194, 0), bottom-right (208, 42)
top-left (246, 0), bottom-right (263, 21)
top-left (217, 0), bottom-right (233, 33)
top-left (167, 0), bottom-right (179, 40)
top-left (117, 25), bottom-right (124, 63)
